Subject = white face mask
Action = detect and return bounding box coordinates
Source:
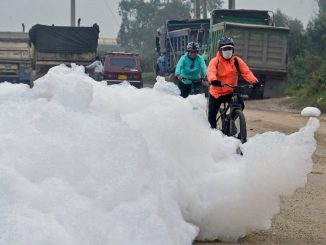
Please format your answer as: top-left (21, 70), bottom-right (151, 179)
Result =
top-left (222, 50), bottom-right (233, 59)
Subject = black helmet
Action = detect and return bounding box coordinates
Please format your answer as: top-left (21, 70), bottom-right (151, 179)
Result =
top-left (218, 37), bottom-right (234, 49)
top-left (186, 42), bottom-right (199, 52)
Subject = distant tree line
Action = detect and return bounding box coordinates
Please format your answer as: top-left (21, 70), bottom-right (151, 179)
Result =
top-left (117, 0), bottom-right (222, 71)
top-left (274, 0), bottom-right (326, 110)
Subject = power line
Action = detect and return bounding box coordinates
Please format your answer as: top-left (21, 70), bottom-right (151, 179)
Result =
top-left (103, 0), bottom-right (120, 25)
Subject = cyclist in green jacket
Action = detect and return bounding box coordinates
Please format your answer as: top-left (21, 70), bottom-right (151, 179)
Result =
top-left (175, 42), bottom-right (207, 98)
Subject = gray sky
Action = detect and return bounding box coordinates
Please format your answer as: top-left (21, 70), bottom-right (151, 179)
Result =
top-left (0, 0), bottom-right (319, 38)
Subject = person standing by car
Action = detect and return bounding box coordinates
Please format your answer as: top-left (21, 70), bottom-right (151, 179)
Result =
top-left (157, 52), bottom-right (169, 76)
top-left (86, 56), bottom-right (104, 81)
top-left (175, 42), bottom-right (207, 98)
top-left (207, 37), bottom-right (261, 128)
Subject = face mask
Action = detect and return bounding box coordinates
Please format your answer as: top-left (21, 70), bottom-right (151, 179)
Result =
top-left (222, 50), bottom-right (233, 59)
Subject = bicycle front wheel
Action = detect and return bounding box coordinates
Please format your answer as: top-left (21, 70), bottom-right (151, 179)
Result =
top-left (232, 109), bottom-right (247, 143)
top-left (216, 109), bottom-right (226, 133)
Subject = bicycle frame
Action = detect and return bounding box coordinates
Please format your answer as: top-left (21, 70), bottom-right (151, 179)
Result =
top-left (181, 77), bottom-right (204, 95)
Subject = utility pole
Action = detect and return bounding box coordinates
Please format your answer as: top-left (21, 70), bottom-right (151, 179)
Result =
top-left (202, 0), bottom-right (207, 19)
top-left (71, 0), bottom-right (76, 27)
top-left (228, 0), bottom-right (235, 10)
top-left (195, 0), bottom-right (200, 19)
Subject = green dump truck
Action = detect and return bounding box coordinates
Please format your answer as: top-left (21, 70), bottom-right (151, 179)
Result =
top-left (208, 9), bottom-right (289, 98)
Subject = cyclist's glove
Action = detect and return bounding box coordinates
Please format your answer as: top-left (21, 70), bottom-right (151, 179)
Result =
top-left (252, 81), bottom-right (262, 89)
top-left (211, 80), bottom-right (223, 87)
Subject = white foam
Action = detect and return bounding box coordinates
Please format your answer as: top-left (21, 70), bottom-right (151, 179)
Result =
top-left (301, 106), bottom-right (321, 117)
top-left (0, 65), bottom-right (319, 244)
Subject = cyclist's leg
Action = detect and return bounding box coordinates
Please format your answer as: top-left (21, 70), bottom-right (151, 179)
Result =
top-left (221, 93), bottom-right (233, 104)
top-left (208, 94), bottom-right (222, 128)
top-left (217, 93), bottom-right (233, 132)
top-left (178, 80), bottom-right (192, 98)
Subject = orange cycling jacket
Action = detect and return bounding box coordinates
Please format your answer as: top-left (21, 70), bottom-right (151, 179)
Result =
top-left (207, 52), bottom-right (257, 98)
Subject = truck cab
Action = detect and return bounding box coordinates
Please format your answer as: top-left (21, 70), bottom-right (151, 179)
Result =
top-left (103, 52), bottom-right (143, 88)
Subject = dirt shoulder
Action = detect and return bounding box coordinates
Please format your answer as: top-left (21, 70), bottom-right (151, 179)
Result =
top-left (195, 98), bottom-right (326, 245)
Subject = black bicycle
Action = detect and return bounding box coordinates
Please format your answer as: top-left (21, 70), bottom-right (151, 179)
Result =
top-left (216, 84), bottom-right (254, 144)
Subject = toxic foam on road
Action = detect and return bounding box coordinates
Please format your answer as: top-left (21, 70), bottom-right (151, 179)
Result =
top-left (0, 65), bottom-right (319, 244)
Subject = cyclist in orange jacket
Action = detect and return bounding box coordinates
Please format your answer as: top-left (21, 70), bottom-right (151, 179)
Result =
top-left (207, 37), bottom-right (260, 128)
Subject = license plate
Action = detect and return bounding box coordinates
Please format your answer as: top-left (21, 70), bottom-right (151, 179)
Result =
top-left (118, 74), bottom-right (127, 80)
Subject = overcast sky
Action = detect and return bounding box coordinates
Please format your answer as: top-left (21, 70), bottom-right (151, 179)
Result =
top-left (0, 0), bottom-right (319, 38)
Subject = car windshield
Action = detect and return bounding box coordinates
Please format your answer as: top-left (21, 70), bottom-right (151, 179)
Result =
top-left (110, 57), bottom-right (136, 68)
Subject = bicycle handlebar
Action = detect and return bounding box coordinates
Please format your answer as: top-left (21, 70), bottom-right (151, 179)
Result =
top-left (179, 77), bottom-right (205, 82)
top-left (221, 82), bottom-right (263, 89)
top-left (222, 83), bottom-right (253, 89)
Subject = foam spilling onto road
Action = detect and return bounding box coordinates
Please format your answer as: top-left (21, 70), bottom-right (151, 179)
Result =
top-left (0, 65), bottom-right (319, 244)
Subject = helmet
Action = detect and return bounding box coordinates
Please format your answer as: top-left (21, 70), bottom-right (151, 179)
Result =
top-left (186, 42), bottom-right (199, 52)
top-left (218, 37), bottom-right (234, 49)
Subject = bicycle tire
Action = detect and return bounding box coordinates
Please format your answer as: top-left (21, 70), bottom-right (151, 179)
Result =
top-left (232, 109), bottom-right (247, 143)
top-left (216, 109), bottom-right (226, 132)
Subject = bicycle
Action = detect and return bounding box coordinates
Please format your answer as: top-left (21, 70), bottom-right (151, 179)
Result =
top-left (180, 77), bottom-right (204, 95)
top-left (215, 83), bottom-right (255, 144)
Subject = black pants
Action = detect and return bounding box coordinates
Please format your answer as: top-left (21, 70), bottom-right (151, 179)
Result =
top-left (208, 93), bottom-right (245, 128)
top-left (192, 81), bottom-right (202, 94)
top-left (208, 93), bottom-right (233, 128)
top-left (178, 80), bottom-right (202, 98)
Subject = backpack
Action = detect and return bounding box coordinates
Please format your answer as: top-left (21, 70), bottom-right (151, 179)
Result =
top-left (234, 56), bottom-right (240, 73)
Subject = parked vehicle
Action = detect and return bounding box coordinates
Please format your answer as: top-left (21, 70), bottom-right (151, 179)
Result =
top-left (0, 32), bottom-right (32, 86)
top-left (29, 24), bottom-right (99, 79)
top-left (103, 52), bottom-right (143, 88)
top-left (208, 9), bottom-right (289, 98)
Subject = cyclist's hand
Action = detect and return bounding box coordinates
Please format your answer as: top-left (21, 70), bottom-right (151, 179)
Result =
top-left (252, 81), bottom-right (263, 89)
top-left (211, 80), bottom-right (224, 87)
top-left (176, 75), bottom-right (182, 81)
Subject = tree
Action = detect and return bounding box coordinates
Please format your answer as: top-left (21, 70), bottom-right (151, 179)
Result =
top-left (318, 0), bottom-right (326, 12)
top-left (117, 0), bottom-right (192, 71)
top-left (273, 9), bottom-right (307, 60)
top-left (207, 0), bottom-right (223, 12)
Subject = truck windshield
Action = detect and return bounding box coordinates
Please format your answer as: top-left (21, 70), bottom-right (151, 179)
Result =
top-left (110, 58), bottom-right (136, 68)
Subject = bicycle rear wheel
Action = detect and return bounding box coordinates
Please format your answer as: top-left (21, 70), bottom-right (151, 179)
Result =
top-left (232, 109), bottom-right (247, 143)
